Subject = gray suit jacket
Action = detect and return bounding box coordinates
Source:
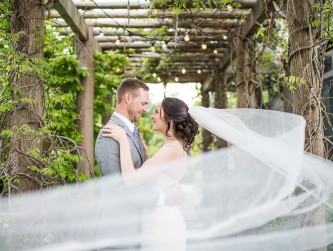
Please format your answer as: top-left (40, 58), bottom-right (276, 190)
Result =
top-left (96, 115), bottom-right (145, 177)
top-left (95, 115), bottom-right (158, 249)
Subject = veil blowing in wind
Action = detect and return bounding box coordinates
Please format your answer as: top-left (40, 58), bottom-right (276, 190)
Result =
top-left (1, 107), bottom-right (333, 251)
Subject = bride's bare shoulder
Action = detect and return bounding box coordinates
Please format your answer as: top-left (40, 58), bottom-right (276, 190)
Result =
top-left (162, 141), bottom-right (183, 151)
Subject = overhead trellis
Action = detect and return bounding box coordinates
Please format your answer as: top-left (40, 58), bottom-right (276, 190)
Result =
top-left (43, 0), bottom-right (277, 172)
top-left (49, 0), bottom-right (276, 84)
top-left (2, 0), bottom-right (331, 195)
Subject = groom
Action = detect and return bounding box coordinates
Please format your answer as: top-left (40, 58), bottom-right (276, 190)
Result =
top-left (95, 78), bottom-right (175, 249)
top-left (96, 77), bottom-right (150, 178)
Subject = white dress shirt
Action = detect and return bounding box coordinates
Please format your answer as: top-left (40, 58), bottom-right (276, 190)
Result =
top-left (113, 112), bottom-right (135, 132)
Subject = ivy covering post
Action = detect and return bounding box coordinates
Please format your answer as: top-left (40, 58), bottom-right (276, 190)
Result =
top-left (75, 26), bottom-right (95, 178)
top-left (8, 0), bottom-right (45, 192)
top-left (287, 1), bottom-right (326, 249)
top-left (236, 34), bottom-right (257, 108)
top-left (287, 0), bottom-right (325, 157)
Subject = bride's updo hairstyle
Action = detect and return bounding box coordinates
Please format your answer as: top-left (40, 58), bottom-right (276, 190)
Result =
top-left (161, 97), bottom-right (199, 155)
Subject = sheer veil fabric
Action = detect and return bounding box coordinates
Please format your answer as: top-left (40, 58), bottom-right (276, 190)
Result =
top-left (1, 107), bottom-right (333, 250)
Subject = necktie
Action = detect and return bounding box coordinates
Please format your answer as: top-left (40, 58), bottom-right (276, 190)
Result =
top-left (133, 126), bottom-right (150, 159)
top-left (133, 126), bottom-right (139, 141)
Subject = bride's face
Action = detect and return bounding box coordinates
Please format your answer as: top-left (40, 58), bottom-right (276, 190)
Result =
top-left (152, 104), bottom-right (167, 133)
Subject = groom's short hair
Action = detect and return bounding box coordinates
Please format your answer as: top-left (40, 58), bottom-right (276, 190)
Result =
top-left (116, 78), bottom-right (149, 104)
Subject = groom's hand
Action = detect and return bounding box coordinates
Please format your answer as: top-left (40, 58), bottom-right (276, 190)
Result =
top-left (164, 183), bottom-right (182, 206)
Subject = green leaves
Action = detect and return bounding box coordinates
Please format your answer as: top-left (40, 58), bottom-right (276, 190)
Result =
top-left (285, 75), bottom-right (306, 91)
top-left (93, 51), bottom-right (126, 134)
top-left (0, 100), bottom-right (15, 113)
top-left (150, 0), bottom-right (186, 14)
top-left (1, 129), bottom-right (13, 139)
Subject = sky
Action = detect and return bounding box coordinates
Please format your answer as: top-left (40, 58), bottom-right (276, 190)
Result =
top-left (147, 82), bottom-right (201, 107)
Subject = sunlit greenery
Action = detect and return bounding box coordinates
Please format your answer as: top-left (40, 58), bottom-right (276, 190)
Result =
top-left (1, 0), bottom-right (332, 192)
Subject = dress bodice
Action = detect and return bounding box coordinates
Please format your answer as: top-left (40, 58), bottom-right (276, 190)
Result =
top-left (141, 141), bottom-right (187, 251)
top-left (150, 173), bottom-right (178, 191)
top-left (149, 140), bottom-right (187, 191)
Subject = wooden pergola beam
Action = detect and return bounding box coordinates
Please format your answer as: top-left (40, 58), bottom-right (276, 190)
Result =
top-left (50, 9), bottom-right (251, 19)
top-left (55, 18), bottom-right (242, 29)
top-left (99, 41), bottom-right (226, 49)
top-left (73, 0), bottom-right (150, 10)
top-left (58, 27), bottom-right (234, 37)
top-left (53, 0), bottom-right (87, 41)
top-left (167, 62), bottom-right (216, 66)
top-left (149, 79), bottom-right (205, 84)
top-left (238, 0), bottom-right (273, 37)
top-left (132, 47), bottom-right (226, 54)
top-left (129, 58), bottom-right (217, 63)
top-left (129, 64), bottom-right (215, 70)
top-left (169, 69), bottom-right (212, 73)
top-left (94, 35), bottom-right (229, 43)
top-left (55, 19), bottom-right (171, 28)
top-left (151, 76), bottom-right (209, 83)
top-left (218, 0), bottom-right (273, 73)
top-left (233, 0), bottom-right (258, 8)
top-left (126, 53), bottom-right (223, 59)
top-left (129, 70), bottom-right (213, 74)
top-left (126, 53), bottom-right (164, 58)
top-left (73, 0), bottom-right (258, 10)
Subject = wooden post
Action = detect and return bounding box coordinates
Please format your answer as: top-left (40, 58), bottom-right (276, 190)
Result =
top-left (102, 94), bottom-right (114, 125)
top-left (236, 35), bottom-right (258, 108)
top-left (201, 83), bottom-right (213, 152)
top-left (214, 60), bottom-right (228, 148)
top-left (245, 34), bottom-right (258, 108)
top-left (236, 37), bottom-right (246, 108)
top-left (75, 26), bottom-right (95, 178)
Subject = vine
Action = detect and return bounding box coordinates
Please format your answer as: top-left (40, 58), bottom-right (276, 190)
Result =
top-left (0, 1), bottom-right (127, 194)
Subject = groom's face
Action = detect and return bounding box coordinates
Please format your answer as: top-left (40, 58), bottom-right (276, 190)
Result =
top-left (127, 88), bottom-right (149, 122)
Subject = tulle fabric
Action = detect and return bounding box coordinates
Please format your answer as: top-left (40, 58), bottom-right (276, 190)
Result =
top-left (1, 107), bottom-right (333, 251)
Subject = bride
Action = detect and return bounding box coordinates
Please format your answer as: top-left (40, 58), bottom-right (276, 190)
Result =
top-left (101, 97), bottom-right (199, 251)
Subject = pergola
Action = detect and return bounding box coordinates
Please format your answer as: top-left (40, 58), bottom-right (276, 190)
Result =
top-left (50, 0), bottom-right (275, 83)
top-left (48, 0), bottom-right (276, 175)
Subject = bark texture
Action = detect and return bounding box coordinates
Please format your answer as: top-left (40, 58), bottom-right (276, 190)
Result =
top-left (287, 1), bottom-right (326, 250)
top-left (9, 0), bottom-right (45, 192)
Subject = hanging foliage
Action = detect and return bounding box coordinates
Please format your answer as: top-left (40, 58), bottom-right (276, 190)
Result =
top-left (0, 1), bottom-right (128, 193)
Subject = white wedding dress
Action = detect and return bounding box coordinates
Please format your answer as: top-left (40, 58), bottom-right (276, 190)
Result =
top-left (5, 108), bottom-right (333, 251)
top-left (140, 142), bottom-right (187, 251)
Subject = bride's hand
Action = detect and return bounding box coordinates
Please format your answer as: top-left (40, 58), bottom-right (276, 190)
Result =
top-left (101, 125), bottom-right (127, 143)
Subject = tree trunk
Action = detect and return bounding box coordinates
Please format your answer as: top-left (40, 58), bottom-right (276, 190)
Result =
top-left (288, 0), bottom-right (325, 156)
top-left (9, 0), bottom-right (45, 192)
top-left (287, 1), bottom-right (326, 250)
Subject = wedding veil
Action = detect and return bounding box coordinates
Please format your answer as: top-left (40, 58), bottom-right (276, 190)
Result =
top-left (1, 107), bottom-right (333, 250)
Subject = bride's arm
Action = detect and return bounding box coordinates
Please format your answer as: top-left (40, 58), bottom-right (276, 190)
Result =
top-left (102, 125), bottom-right (182, 187)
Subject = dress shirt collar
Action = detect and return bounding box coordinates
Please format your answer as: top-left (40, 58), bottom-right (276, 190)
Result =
top-left (113, 112), bottom-right (135, 132)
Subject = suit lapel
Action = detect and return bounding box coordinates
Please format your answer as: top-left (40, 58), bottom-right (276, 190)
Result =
top-left (110, 115), bottom-right (144, 162)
